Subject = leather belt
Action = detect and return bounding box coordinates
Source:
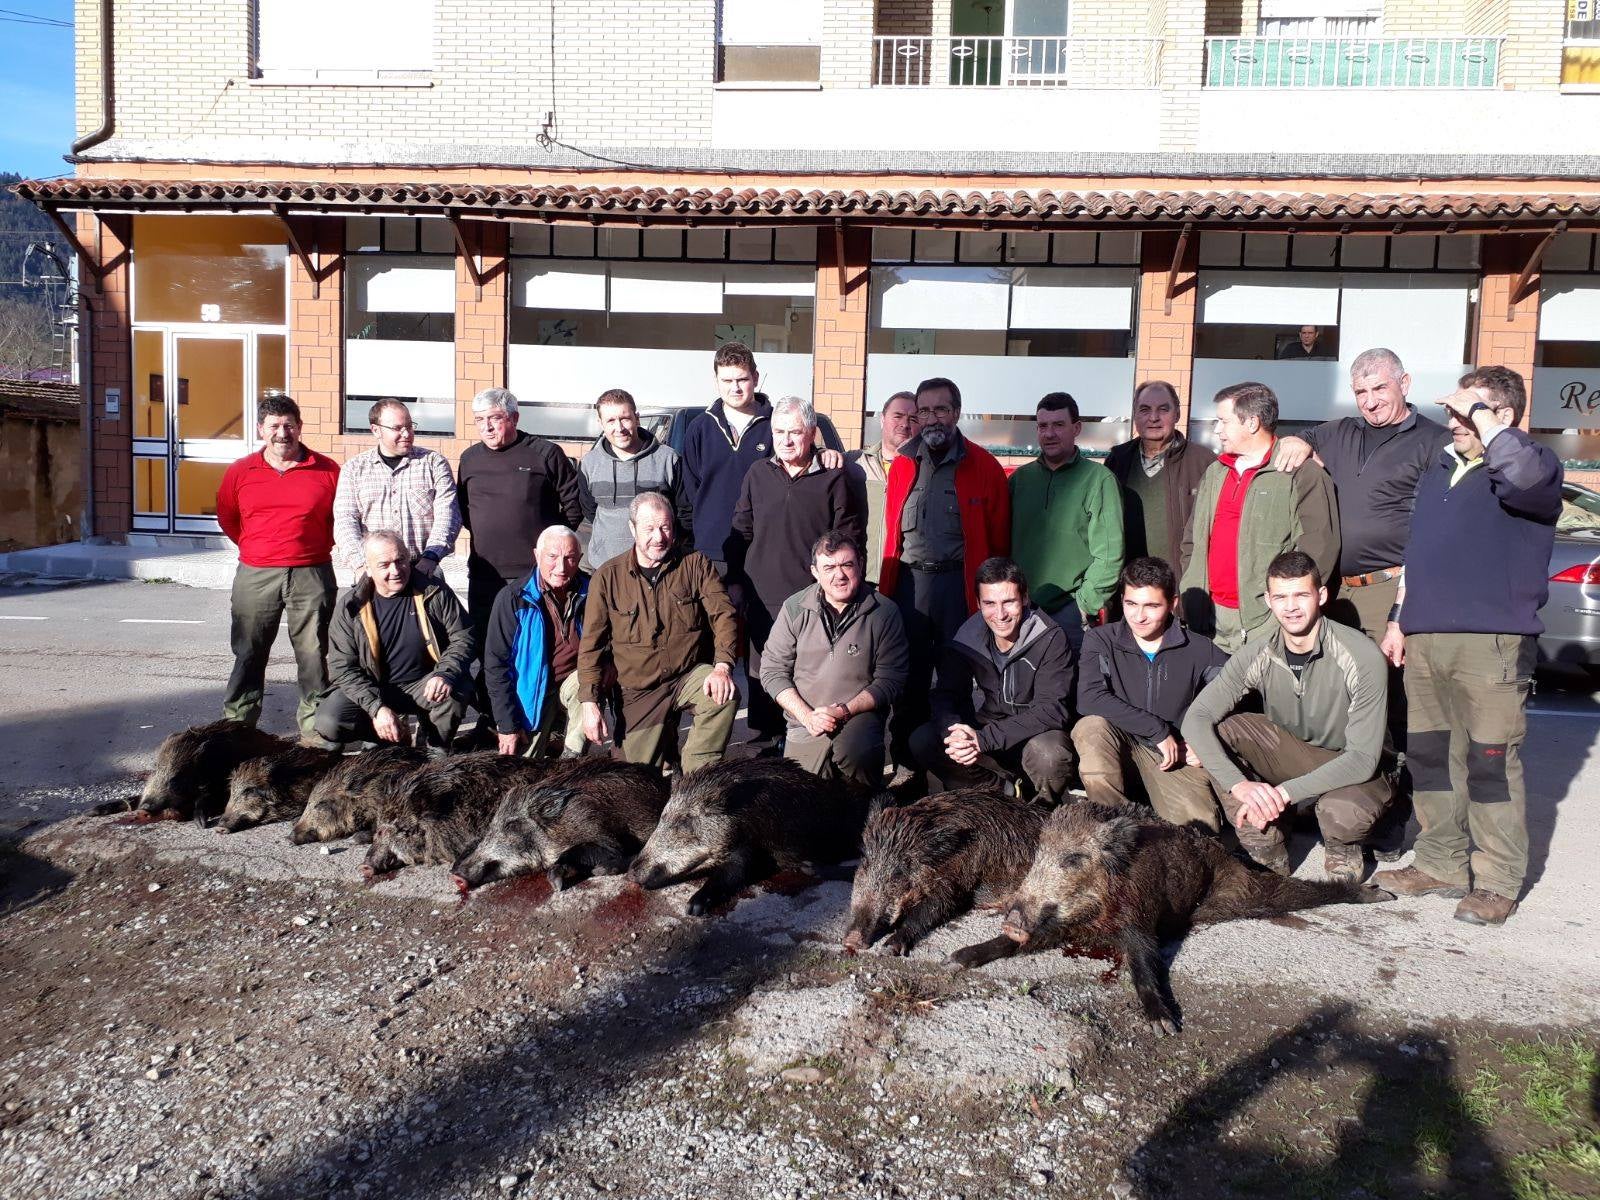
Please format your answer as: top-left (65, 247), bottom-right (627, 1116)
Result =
top-left (904, 560), bottom-right (964, 574)
top-left (1341, 567), bottom-right (1402, 587)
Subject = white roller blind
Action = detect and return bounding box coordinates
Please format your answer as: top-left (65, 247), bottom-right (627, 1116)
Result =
top-left (258, 0), bottom-right (433, 73)
top-left (1010, 267), bottom-right (1135, 330)
top-left (876, 267), bottom-right (1011, 331)
top-left (345, 340), bottom-right (454, 398)
top-left (719, 0), bottom-right (822, 44)
top-left (1540, 275), bottom-right (1600, 343)
top-left (513, 260), bottom-right (607, 311)
top-left (1198, 271), bottom-right (1341, 326)
top-left (610, 264), bottom-right (725, 315)
top-left (1337, 274), bottom-right (1471, 385)
top-left (1258, 0), bottom-right (1380, 17)
top-left (724, 265), bottom-right (816, 298)
top-left (350, 257), bottom-right (454, 314)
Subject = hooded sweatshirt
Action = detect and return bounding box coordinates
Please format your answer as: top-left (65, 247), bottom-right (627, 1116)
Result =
top-left (577, 430), bottom-right (689, 568)
top-left (930, 608), bottom-right (1074, 753)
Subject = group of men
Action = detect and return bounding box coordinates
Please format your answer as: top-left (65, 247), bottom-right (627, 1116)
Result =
top-left (215, 339), bottom-right (1560, 929)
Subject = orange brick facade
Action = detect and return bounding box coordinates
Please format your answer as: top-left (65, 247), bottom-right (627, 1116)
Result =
top-left (1135, 230), bottom-right (1200, 429)
top-left (1476, 234), bottom-right (1544, 434)
top-left (812, 228), bottom-right (871, 446)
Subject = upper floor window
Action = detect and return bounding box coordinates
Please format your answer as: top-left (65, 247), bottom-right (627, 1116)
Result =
top-left (717, 0), bottom-right (821, 84)
top-left (255, 0), bottom-right (434, 83)
top-left (1257, 1), bottom-right (1380, 38)
top-left (1566, 0), bottom-right (1600, 89)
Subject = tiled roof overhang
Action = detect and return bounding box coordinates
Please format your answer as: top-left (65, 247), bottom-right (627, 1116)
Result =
top-left (15, 179), bottom-right (1600, 231)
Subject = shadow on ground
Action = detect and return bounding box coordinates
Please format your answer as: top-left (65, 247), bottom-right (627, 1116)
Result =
top-left (0, 844), bottom-right (73, 921)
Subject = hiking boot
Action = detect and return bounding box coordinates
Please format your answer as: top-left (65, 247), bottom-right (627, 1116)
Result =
top-left (1370, 865), bottom-right (1467, 899)
top-left (1242, 843), bottom-right (1290, 876)
top-left (1454, 889), bottom-right (1518, 926)
top-left (1322, 841), bottom-right (1367, 885)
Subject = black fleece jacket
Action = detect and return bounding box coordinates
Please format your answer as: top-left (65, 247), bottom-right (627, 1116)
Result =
top-left (457, 431), bottom-right (583, 580)
top-left (725, 458), bottom-right (863, 616)
top-left (1076, 619), bottom-right (1229, 745)
top-left (931, 609), bottom-right (1073, 753)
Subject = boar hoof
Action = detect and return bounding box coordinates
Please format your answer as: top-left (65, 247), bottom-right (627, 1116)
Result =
top-left (1148, 1014), bottom-right (1180, 1037)
top-left (350, 830), bottom-right (373, 846)
top-left (881, 936), bottom-right (911, 957)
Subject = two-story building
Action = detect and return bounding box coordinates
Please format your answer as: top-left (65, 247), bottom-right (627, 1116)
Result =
top-left (17, 0), bottom-right (1600, 541)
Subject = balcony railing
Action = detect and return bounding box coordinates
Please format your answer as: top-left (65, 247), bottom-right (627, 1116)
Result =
top-left (871, 35), bottom-right (1163, 89)
top-left (1205, 36), bottom-right (1503, 88)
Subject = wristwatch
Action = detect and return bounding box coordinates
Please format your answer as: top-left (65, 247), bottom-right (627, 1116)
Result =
top-left (1467, 401), bottom-right (1491, 420)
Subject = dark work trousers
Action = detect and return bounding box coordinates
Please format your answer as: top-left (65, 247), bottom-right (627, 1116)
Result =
top-left (909, 720), bottom-right (1074, 804)
top-left (222, 563), bottom-right (337, 738)
top-left (890, 564), bottom-right (970, 768)
top-left (313, 678), bottom-right (468, 752)
top-left (466, 560), bottom-right (515, 731)
top-left (1328, 573), bottom-right (1412, 853)
top-left (744, 601), bottom-right (786, 742)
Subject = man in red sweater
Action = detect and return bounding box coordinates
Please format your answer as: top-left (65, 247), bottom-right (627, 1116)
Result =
top-left (216, 394), bottom-right (342, 738)
top-left (880, 376), bottom-right (1011, 768)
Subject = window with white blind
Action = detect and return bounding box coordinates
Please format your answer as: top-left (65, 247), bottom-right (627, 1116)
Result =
top-left (1257, 0), bottom-right (1380, 37)
top-left (255, 0), bottom-right (434, 82)
top-left (717, 0), bottom-right (822, 83)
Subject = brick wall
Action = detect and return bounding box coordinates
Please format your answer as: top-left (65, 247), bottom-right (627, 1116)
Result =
top-left (79, 213), bottom-right (134, 540)
top-left (1383, 0), bottom-right (1472, 37)
top-left (77, 0), bottom-right (716, 148)
top-left (874, 0), bottom-right (933, 37)
top-left (1502, 0), bottom-right (1565, 89)
top-left (1463, 0), bottom-right (1508, 37)
top-left (1203, 0), bottom-right (1257, 38)
top-left (454, 222), bottom-right (509, 439)
top-left (823, 0), bottom-right (877, 88)
top-left (1476, 233), bottom-right (1543, 432)
top-left (1134, 230), bottom-right (1200, 427)
top-left (1160, 0), bottom-right (1207, 150)
top-left (811, 228), bottom-right (871, 449)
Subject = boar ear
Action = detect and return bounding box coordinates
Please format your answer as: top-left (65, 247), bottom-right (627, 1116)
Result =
top-left (1090, 813), bottom-right (1142, 874)
top-left (535, 788), bottom-right (575, 823)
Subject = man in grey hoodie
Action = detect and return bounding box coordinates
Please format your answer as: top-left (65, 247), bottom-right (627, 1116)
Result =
top-left (577, 389), bottom-right (690, 569)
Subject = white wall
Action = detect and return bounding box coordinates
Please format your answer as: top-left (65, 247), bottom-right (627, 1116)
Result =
top-left (1197, 90), bottom-right (1600, 155)
top-left (711, 87), bottom-right (1162, 152)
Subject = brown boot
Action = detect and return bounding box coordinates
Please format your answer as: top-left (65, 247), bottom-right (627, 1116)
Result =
top-left (1370, 865), bottom-right (1467, 899)
top-left (1322, 840), bottom-right (1367, 885)
top-left (1454, 889), bottom-right (1518, 926)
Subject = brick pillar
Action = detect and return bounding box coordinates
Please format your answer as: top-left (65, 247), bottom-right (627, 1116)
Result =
top-left (1476, 233), bottom-right (1542, 432)
top-left (83, 213), bottom-right (132, 541)
top-left (813, 226), bottom-right (871, 451)
top-left (289, 217), bottom-right (345, 456)
top-left (822, 0), bottom-right (875, 87)
top-left (1134, 229), bottom-right (1200, 427)
top-left (1158, 0), bottom-right (1207, 151)
top-left (455, 221), bottom-right (509, 429)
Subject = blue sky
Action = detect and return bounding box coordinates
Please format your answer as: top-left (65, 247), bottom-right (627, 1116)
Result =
top-left (0, 1), bottom-right (76, 179)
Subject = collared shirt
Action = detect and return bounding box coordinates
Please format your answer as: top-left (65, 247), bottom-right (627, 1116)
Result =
top-left (216, 447), bottom-right (340, 568)
top-left (1445, 446), bottom-right (1487, 488)
top-left (899, 431), bottom-right (967, 565)
top-left (332, 447), bottom-right (462, 572)
top-left (1229, 442), bottom-right (1272, 475)
top-left (817, 593), bottom-right (862, 644)
top-left (1139, 441), bottom-right (1174, 478)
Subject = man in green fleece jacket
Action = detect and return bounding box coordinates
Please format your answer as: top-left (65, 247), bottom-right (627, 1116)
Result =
top-left (1009, 392), bottom-right (1125, 656)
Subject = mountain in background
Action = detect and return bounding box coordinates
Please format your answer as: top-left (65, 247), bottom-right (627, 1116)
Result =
top-left (1, 171), bottom-right (64, 300)
top-left (0, 171), bottom-right (71, 379)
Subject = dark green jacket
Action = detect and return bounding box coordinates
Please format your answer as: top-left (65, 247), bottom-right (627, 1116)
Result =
top-left (1008, 453), bottom-right (1125, 617)
top-left (327, 575), bottom-right (476, 717)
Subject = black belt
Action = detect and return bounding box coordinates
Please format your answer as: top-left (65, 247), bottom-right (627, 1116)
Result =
top-left (904, 560), bottom-right (963, 574)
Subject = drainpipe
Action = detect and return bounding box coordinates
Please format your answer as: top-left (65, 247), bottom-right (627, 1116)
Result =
top-left (72, 0), bottom-right (115, 157)
top-left (78, 291), bottom-right (95, 542)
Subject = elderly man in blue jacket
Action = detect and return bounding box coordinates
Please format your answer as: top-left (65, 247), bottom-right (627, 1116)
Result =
top-left (483, 525), bottom-right (591, 758)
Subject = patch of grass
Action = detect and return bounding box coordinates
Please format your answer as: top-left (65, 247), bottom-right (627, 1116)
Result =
top-left (1463, 1065), bottom-right (1508, 1127)
top-left (1499, 1036), bottom-right (1595, 1129)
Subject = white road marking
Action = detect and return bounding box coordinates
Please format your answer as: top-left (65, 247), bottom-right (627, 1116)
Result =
top-left (119, 618), bottom-right (205, 625)
top-left (0, 615), bottom-right (48, 620)
top-left (1527, 707), bottom-right (1600, 719)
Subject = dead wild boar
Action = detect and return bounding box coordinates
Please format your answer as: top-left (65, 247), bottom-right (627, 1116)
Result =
top-left (219, 745), bottom-right (340, 833)
top-left (290, 745), bottom-right (428, 845)
top-left (362, 752), bottom-right (547, 876)
top-left (628, 758), bottom-right (868, 916)
top-left (452, 758), bottom-right (668, 893)
top-left (112, 720), bottom-right (292, 823)
top-left (957, 802), bottom-right (1392, 1036)
top-left (843, 788), bottom-right (1045, 957)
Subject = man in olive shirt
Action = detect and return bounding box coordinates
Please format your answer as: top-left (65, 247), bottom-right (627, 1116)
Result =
top-left (846, 390), bottom-right (918, 585)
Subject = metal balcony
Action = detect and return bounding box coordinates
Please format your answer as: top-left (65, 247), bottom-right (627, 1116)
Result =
top-left (1204, 36), bottom-right (1503, 88)
top-left (871, 35), bottom-right (1163, 89)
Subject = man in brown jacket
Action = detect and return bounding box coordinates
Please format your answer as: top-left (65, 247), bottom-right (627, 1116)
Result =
top-left (579, 491), bottom-right (741, 771)
top-left (1104, 380), bottom-right (1216, 575)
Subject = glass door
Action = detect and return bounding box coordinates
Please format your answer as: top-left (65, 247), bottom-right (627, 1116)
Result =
top-left (1004, 0), bottom-right (1069, 83)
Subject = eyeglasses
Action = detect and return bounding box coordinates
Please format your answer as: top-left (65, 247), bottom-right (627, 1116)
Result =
top-left (917, 405), bottom-right (954, 420)
top-left (375, 422), bottom-right (415, 434)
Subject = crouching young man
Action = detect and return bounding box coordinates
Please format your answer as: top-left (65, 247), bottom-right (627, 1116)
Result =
top-left (1073, 556), bottom-right (1228, 829)
top-left (1181, 550), bottom-right (1393, 882)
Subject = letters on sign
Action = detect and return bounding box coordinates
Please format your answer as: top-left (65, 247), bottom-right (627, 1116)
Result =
top-left (1559, 380), bottom-right (1600, 415)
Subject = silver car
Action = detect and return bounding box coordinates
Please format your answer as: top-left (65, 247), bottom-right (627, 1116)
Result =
top-left (1539, 482), bottom-right (1600, 669)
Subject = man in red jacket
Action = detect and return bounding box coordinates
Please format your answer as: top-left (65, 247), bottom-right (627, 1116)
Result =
top-left (216, 394), bottom-right (341, 738)
top-left (880, 376), bottom-right (1011, 768)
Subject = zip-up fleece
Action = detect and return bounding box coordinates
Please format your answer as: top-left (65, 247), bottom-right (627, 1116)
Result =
top-left (727, 457), bottom-right (864, 616)
top-left (1180, 618), bottom-right (1388, 805)
top-left (577, 431), bottom-right (689, 568)
top-left (759, 582), bottom-right (909, 714)
top-left (1179, 453), bottom-right (1340, 640)
top-left (1007, 452), bottom-right (1126, 618)
top-left (483, 568), bottom-right (590, 733)
top-left (682, 397), bottom-right (773, 563)
top-left (1077, 619), bottom-right (1228, 745)
top-left (931, 608), bottom-right (1073, 753)
top-left (327, 575), bottom-right (476, 717)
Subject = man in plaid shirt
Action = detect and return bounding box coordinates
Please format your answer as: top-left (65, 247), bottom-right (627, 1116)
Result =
top-left (333, 399), bottom-right (462, 577)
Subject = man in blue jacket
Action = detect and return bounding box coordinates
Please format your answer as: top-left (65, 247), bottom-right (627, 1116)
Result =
top-left (482, 525), bottom-right (590, 759)
top-left (1375, 366), bottom-right (1562, 926)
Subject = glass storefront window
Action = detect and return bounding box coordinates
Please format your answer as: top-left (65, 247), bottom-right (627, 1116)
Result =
top-left (1534, 235), bottom-right (1600, 466)
top-left (506, 228), bottom-right (817, 440)
top-left (343, 251), bottom-right (456, 435)
top-left (133, 216), bottom-right (287, 326)
top-left (132, 329), bottom-right (165, 440)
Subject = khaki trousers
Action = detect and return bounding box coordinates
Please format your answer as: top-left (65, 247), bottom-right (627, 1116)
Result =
top-left (223, 563), bottom-right (337, 737)
top-left (1212, 712), bottom-right (1393, 860)
top-left (1072, 715), bottom-right (1221, 831)
top-left (1405, 632), bottom-right (1533, 901)
top-left (523, 670), bottom-right (585, 760)
top-left (619, 664), bottom-right (738, 773)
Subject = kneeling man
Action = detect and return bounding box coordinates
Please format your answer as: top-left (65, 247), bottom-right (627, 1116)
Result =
top-left (579, 492), bottom-right (740, 772)
top-left (483, 525), bottom-right (589, 759)
top-left (1181, 550), bottom-right (1392, 882)
top-left (911, 557), bottom-right (1074, 802)
top-left (315, 530), bottom-right (476, 754)
top-left (1073, 556), bottom-right (1228, 829)
top-left (760, 530), bottom-right (909, 786)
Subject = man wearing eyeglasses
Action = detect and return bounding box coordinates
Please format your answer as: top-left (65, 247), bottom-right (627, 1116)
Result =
top-left (879, 376), bottom-right (1011, 769)
top-left (332, 398), bottom-right (461, 581)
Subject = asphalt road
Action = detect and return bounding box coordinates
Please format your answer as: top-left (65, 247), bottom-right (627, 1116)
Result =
top-left (2, 574), bottom-right (1598, 1024)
